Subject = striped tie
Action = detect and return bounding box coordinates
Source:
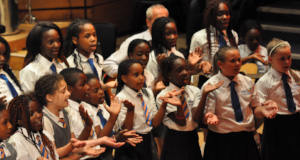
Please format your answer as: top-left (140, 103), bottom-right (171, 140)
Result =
top-left (0, 146), bottom-right (6, 158)
top-left (59, 118), bottom-right (66, 128)
top-left (180, 92), bottom-right (189, 119)
top-left (36, 135), bottom-right (49, 159)
top-left (137, 93), bottom-right (152, 126)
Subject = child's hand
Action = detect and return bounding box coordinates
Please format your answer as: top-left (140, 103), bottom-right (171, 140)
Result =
top-left (159, 89), bottom-right (183, 107)
top-left (153, 80), bottom-right (166, 92)
top-left (98, 136), bottom-right (125, 148)
top-left (250, 53), bottom-right (268, 65)
top-left (104, 81), bottom-right (118, 89)
top-left (157, 53), bottom-right (167, 66)
top-left (125, 137), bottom-right (143, 147)
top-left (73, 145), bottom-right (106, 156)
top-left (262, 100), bottom-right (278, 119)
top-left (199, 61), bottom-right (212, 74)
top-left (203, 81), bottom-right (224, 94)
top-left (79, 105), bottom-right (93, 127)
top-left (36, 157), bottom-right (48, 160)
top-left (188, 47), bottom-right (204, 66)
top-left (0, 94), bottom-right (7, 106)
top-left (115, 129), bottom-right (143, 147)
top-left (104, 95), bottom-right (122, 118)
top-left (205, 112), bottom-right (219, 125)
top-left (123, 100), bottom-right (135, 111)
top-left (70, 138), bottom-right (86, 148)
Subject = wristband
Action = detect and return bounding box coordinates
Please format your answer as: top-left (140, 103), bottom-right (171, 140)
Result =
top-left (176, 114), bottom-right (185, 119)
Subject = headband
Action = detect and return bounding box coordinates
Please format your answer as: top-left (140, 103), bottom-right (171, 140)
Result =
top-left (268, 41), bottom-right (291, 56)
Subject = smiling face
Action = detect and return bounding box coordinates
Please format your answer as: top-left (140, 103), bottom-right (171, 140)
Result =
top-left (0, 109), bottom-right (12, 140)
top-left (245, 29), bottom-right (261, 51)
top-left (215, 3), bottom-right (230, 31)
top-left (169, 58), bottom-right (190, 87)
top-left (0, 42), bottom-right (6, 69)
top-left (87, 77), bottom-right (105, 106)
top-left (163, 22), bottom-right (178, 50)
top-left (269, 46), bottom-right (291, 74)
top-left (73, 23), bottom-right (97, 58)
top-left (28, 101), bottom-right (43, 132)
top-left (40, 29), bottom-right (61, 61)
top-left (129, 42), bottom-right (151, 69)
top-left (218, 49), bottom-right (241, 79)
top-left (121, 63), bottom-right (145, 92)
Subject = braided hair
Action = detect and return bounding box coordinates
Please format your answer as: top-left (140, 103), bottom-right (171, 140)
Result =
top-left (8, 94), bottom-right (56, 160)
top-left (0, 36), bottom-right (22, 91)
top-left (203, 0), bottom-right (237, 58)
top-left (64, 19), bottom-right (101, 70)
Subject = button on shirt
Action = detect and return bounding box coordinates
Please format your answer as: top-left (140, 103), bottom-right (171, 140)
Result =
top-left (67, 49), bottom-right (104, 81)
top-left (116, 85), bottom-right (157, 134)
top-left (0, 69), bottom-right (22, 105)
top-left (103, 29), bottom-right (152, 78)
top-left (256, 68), bottom-right (300, 115)
top-left (203, 72), bottom-right (260, 133)
top-left (43, 107), bottom-right (74, 138)
top-left (8, 127), bottom-right (59, 160)
top-left (238, 44), bottom-right (268, 73)
top-left (156, 83), bottom-right (200, 131)
top-left (19, 54), bottom-right (67, 93)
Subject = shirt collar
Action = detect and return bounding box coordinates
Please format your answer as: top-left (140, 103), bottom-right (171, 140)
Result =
top-left (17, 127), bottom-right (41, 139)
top-left (74, 49), bottom-right (94, 62)
top-left (123, 85), bottom-right (142, 98)
top-left (270, 67), bottom-right (292, 80)
top-left (0, 141), bottom-right (6, 148)
top-left (68, 99), bottom-right (81, 111)
top-left (37, 54), bottom-right (53, 68)
top-left (217, 71), bottom-right (239, 87)
top-left (42, 107), bottom-right (65, 123)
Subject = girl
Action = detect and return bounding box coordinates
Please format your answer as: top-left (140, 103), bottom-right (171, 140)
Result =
top-left (64, 19), bottom-right (115, 91)
top-left (19, 21), bottom-right (68, 93)
top-left (256, 38), bottom-right (300, 160)
top-left (239, 20), bottom-right (268, 74)
top-left (0, 36), bottom-right (22, 105)
top-left (128, 39), bottom-right (154, 89)
top-left (145, 17), bottom-right (185, 79)
top-left (34, 74), bottom-right (124, 159)
top-left (0, 102), bottom-right (15, 159)
top-left (115, 59), bottom-right (180, 160)
top-left (202, 46), bottom-right (277, 160)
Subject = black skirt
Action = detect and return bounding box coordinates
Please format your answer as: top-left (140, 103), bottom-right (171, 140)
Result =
top-left (161, 128), bottom-right (202, 160)
top-left (204, 130), bottom-right (260, 160)
top-left (262, 112), bottom-right (300, 160)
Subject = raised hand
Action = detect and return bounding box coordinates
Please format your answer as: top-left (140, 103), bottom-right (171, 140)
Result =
top-left (205, 112), bottom-right (219, 125)
top-left (123, 100), bottom-right (135, 111)
top-left (203, 81), bottom-right (224, 94)
top-left (262, 100), bottom-right (278, 119)
top-left (159, 89), bottom-right (183, 107)
top-left (157, 53), bottom-right (167, 66)
top-left (79, 105), bottom-right (93, 127)
top-left (104, 95), bottom-right (122, 117)
top-left (199, 61), bottom-right (212, 74)
top-left (188, 47), bottom-right (204, 66)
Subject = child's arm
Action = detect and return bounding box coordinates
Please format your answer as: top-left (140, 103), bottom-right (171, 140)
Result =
top-left (98, 96), bottom-right (122, 137)
top-left (192, 81), bottom-right (224, 123)
top-left (77, 105), bottom-right (93, 140)
top-left (83, 136), bottom-right (125, 148)
top-left (102, 81), bottom-right (117, 91)
top-left (121, 100), bottom-right (135, 130)
top-left (254, 100), bottom-right (278, 119)
top-left (115, 129), bottom-right (143, 147)
top-left (54, 133), bottom-right (84, 159)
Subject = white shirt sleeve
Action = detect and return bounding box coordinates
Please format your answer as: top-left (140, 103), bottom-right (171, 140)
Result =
top-left (42, 116), bottom-right (55, 139)
top-left (19, 67), bottom-right (36, 93)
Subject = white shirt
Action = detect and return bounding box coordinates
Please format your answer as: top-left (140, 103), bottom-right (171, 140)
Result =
top-left (42, 107), bottom-right (74, 139)
top-left (103, 29), bottom-right (152, 78)
top-left (144, 69), bottom-right (155, 89)
top-left (0, 141), bottom-right (11, 157)
top-left (8, 127), bottom-right (59, 160)
top-left (190, 26), bottom-right (238, 72)
top-left (67, 49), bottom-right (104, 81)
top-left (203, 71), bottom-right (260, 133)
top-left (116, 85), bottom-right (157, 134)
top-left (0, 69), bottom-right (22, 105)
top-left (146, 47), bottom-right (185, 79)
top-left (88, 103), bottom-right (110, 129)
top-left (19, 54), bottom-right (67, 93)
top-left (256, 68), bottom-right (300, 115)
top-left (238, 44), bottom-right (268, 73)
top-left (156, 83), bottom-right (200, 131)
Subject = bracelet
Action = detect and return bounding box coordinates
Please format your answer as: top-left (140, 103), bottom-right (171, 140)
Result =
top-left (176, 114), bottom-right (185, 119)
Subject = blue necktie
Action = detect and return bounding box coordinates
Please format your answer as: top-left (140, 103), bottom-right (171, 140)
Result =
top-left (50, 63), bottom-right (57, 73)
top-left (0, 74), bottom-right (18, 97)
top-left (230, 81), bottom-right (243, 122)
top-left (87, 59), bottom-right (99, 79)
top-left (282, 74), bottom-right (296, 113)
top-left (219, 32), bottom-right (227, 48)
top-left (97, 109), bottom-right (107, 128)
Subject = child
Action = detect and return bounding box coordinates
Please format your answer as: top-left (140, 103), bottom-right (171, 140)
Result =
top-left (19, 21), bottom-right (68, 93)
top-left (0, 36), bottom-right (22, 105)
top-left (202, 46), bottom-right (277, 160)
top-left (239, 20), bottom-right (268, 73)
top-left (64, 19), bottom-right (115, 91)
top-left (115, 59), bottom-right (180, 160)
top-left (128, 39), bottom-right (154, 89)
top-left (0, 102), bottom-right (15, 159)
top-left (34, 74), bottom-right (124, 159)
top-left (145, 17), bottom-right (185, 79)
top-left (190, 0), bottom-right (238, 81)
top-left (256, 38), bottom-right (300, 160)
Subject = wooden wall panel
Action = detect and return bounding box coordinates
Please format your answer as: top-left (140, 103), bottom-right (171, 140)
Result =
top-left (18, 0), bottom-right (94, 9)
